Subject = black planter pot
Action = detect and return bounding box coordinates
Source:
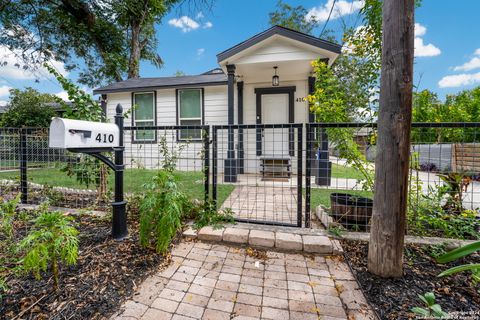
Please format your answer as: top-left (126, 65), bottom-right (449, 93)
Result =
top-left (330, 192), bottom-right (373, 225)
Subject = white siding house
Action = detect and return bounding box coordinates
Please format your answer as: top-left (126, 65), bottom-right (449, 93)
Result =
top-left (94, 26), bottom-right (341, 178)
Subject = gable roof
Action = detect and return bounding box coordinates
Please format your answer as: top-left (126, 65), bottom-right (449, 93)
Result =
top-left (93, 72), bottom-right (227, 94)
top-left (217, 25), bottom-right (342, 63)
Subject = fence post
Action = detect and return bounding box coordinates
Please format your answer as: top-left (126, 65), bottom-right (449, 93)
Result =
top-left (305, 124), bottom-right (312, 228)
top-left (297, 125), bottom-right (303, 227)
top-left (112, 104), bottom-right (128, 240)
top-left (212, 126), bottom-right (218, 208)
top-left (203, 126), bottom-right (210, 203)
top-left (19, 128), bottom-right (28, 204)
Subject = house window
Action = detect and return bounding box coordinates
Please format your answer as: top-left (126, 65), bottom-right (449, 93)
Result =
top-left (133, 92), bottom-right (155, 142)
top-left (178, 89), bottom-right (203, 140)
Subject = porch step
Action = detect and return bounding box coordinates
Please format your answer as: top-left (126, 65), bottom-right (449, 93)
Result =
top-left (183, 223), bottom-right (340, 255)
top-left (260, 158), bottom-right (291, 181)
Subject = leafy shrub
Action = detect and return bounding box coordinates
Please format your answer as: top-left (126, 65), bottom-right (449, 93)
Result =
top-left (19, 210), bottom-right (79, 290)
top-left (193, 202), bottom-right (234, 230)
top-left (437, 241), bottom-right (480, 286)
top-left (139, 170), bottom-right (190, 253)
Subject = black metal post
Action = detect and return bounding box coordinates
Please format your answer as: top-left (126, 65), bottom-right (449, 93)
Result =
top-left (305, 124), bottom-right (312, 228)
top-left (112, 104), bottom-right (128, 240)
top-left (297, 126), bottom-right (303, 227)
top-left (212, 127), bottom-right (218, 208)
top-left (203, 126), bottom-right (210, 203)
top-left (19, 128), bottom-right (28, 204)
top-left (224, 64), bottom-right (237, 182)
top-left (237, 81), bottom-right (244, 174)
top-left (316, 128), bottom-right (332, 186)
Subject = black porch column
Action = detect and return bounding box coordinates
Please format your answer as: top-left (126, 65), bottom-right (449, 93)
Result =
top-left (237, 81), bottom-right (244, 174)
top-left (224, 64), bottom-right (237, 182)
top-left (101, 94), bottom-right (107, 121)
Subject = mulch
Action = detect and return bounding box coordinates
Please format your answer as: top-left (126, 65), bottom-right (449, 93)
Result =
top-left (1, 214), bottom-right (168, 320)
top-left (341, 240), bottom-right (480, 320)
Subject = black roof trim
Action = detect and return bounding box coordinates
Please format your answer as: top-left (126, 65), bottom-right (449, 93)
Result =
top-left (93, 73), bottom-right (227, 94)
top-left (216, 25), bottom-right (342, 63)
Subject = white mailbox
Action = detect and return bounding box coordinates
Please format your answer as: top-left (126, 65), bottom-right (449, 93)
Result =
top-left (49, 118), bottom-right (120, 149)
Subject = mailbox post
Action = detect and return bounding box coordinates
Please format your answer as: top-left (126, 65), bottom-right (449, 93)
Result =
top-left (112, 104), bottom-right (127, 239)
top-left (49, 104), bottom-right (128, 240)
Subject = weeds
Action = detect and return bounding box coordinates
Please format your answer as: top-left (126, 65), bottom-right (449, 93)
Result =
top-left (18, 207), bottom-right (79, 290)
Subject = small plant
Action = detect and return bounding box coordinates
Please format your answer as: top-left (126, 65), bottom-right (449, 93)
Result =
top-left (411, 292), bottom-right (448, 318)
top-left (437, 241), bottom-right (480, 286)
top-left (193, 202), bottom-right (235, 230)
top-left (427, 243), bottom-right (447, 259)
top-left (328, 225), bottom-right (345, 237)
top-left (0, 276), bottom-right (7, 302)
top-left (139, 170), bottom-right (190, 253)
top-left (19, 210), bottom-right (79, 290)
top-left (0, 195), bottom-right (20, 241)
top-left (158, 134), bottom-right (188, 173)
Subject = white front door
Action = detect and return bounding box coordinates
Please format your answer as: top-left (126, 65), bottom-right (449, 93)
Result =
top-left (262, 93), bottom-right (289, 156)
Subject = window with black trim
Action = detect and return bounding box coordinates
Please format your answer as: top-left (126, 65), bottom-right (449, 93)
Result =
top-left (133, 92), bottom-right (155, 142)
top-left (178, 89), bottom-right (203, 140)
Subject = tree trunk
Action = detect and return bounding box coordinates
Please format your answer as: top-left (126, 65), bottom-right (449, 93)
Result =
top-left (367, 0), bottom-right (414, 277)
top-left (128, 24), bottom-right (141, 79)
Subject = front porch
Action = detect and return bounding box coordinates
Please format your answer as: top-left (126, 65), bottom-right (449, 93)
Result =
top-left (216, 26), bottom-right (340, 185)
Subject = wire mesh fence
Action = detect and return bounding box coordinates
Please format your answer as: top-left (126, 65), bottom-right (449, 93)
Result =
top-left (307, 122), bottom-right (480, 239)
top-left (1, 122), bottom-right (479, 238)
top-left (0, 126), bottom-right (210, 209)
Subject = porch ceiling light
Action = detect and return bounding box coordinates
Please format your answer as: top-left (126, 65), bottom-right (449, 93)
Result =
top-left (272, 66), bottom-right (279, 86)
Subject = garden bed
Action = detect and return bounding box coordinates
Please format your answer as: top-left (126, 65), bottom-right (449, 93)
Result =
top-left (341, 240), bottom-right (480, 319)
top-left (0, 213), bottom-right (168, 320)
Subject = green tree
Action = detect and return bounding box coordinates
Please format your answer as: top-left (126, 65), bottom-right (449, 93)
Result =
top-left (268, 1), bottom-right (378, 121)
top-left (0, 0), bottom-right (183, 87)
top-left (269, 0), bottom-right (318, 34)
top-left (0, 88), bottom-right (59, 127)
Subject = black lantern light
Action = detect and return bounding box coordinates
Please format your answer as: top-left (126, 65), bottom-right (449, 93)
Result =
top-left (272, 66), bottom-right (279, 86)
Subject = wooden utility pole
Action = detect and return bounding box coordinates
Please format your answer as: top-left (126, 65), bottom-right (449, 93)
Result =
top-left (367, 0), bottom-right (415, 277)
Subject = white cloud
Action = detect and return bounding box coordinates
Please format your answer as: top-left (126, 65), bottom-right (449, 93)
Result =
top-left (197, 48), bottom-right (205, 56)
top-left (0, 100), bottom-right (7, 107)
top-left (196, 12), bottom-right (204, 19)
top-left (203, 21), bottom-right (213, 29)
top-left (168, 16), bottom-right (200, 32)
top-left (438, 72), bottom-right (480, 88)
top-left (307, 0), bottom-right (364, 22)
top-left (415, 37), bottom-right (441, 57)
top-left (453, 49), bottom-right (480, 72)
top-left (414, 23), bottom-right (441, 57)
top-left (0, 45), bottom-right (68, 80)
top-left (55, 91), bottom-right (70, 101)
top-left (0, 85), bottom-right (11, 97)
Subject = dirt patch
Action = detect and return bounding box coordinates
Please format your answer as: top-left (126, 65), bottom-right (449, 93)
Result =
top-left (1, 214), bottom-right (167, 320)
top-left (341, 240), bottom-right (480, 320)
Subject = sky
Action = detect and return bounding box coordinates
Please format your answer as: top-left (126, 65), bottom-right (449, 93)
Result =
top-left (1, 0), bottom-right (480, 106)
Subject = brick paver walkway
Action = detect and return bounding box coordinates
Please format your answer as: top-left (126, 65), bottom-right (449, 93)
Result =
top-left (112, 241), bottom-right (376, 320)
top-left (222, 185), bottom-right (301, 225)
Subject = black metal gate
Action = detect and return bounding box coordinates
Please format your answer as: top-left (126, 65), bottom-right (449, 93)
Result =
top-left (211, 123), bottom-right (304, 227)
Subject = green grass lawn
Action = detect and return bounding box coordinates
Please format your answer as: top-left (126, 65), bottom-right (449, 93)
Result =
top-left (0, 167), bottom-right (234, 205)
top-left (331, 163), bottom-right (368, 180)
top-left (309, 188), bottom-right (373, 209)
